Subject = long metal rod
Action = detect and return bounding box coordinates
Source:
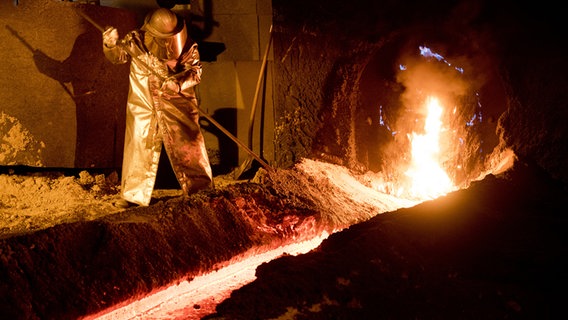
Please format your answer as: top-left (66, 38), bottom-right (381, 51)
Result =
top-left (233, 24), bottom-right (273, 178)
top-left (76, 10), bottom-right (273, 172)
top-left (247, 24), bottom-right (273, 148)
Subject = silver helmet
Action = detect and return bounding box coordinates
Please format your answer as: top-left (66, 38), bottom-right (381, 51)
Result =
top-left (142, 8), bottom-right (188, 60)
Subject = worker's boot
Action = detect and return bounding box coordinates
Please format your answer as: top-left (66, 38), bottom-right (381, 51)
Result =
top-left (114, 199), bottom-right (134, 209)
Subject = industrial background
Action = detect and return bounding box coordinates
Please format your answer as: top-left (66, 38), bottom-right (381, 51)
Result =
top-left (1, 0), bottom-right (567, 319)
top-left (2, 0), bottom-right (566, 185)
top-left (1, 0), bottom-right (274, 176)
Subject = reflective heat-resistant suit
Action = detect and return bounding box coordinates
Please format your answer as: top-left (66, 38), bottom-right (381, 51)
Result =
top-left (103, 23), bottom-right (212, 206)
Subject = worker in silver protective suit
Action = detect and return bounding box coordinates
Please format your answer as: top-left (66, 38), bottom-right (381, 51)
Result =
top-left (102, 8), bottom-right (213, 207)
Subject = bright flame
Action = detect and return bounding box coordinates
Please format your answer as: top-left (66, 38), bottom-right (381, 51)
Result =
top-left (404, 96), bottom-right (455, 199)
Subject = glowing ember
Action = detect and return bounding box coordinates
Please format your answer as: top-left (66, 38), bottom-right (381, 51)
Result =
top-left (404, 96), bottom-right (455, 199)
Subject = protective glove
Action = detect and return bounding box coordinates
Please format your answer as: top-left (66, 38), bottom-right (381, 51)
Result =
top-left (160, 78), bottom-right (181, 97)
top-left (102, 26), bottom-right (119, 48)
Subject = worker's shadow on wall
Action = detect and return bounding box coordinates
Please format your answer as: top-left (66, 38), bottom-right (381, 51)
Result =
top-left (31, 29), bottom-right (129, 169)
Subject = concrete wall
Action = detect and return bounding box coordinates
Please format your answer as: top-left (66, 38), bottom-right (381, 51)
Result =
top-left (0, 0), bottom-right (134, 168)
top-left (187, 0), bottom-right (274, 174)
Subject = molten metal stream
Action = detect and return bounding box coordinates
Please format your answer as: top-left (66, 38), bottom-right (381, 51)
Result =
top-left (86, 233), bottom-right (330, 319)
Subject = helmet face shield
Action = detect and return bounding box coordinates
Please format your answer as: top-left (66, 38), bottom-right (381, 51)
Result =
top-left (164, 23), bottom-right (187, 59)
top-left (142, 9), bottom-right (188, 60)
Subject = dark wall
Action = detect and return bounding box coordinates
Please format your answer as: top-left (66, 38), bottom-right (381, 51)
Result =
top-left (271, 0), bottom-right (568, 183)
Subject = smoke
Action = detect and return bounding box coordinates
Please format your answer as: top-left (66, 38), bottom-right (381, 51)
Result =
top-left (400, 57), bottom-right (468, 102)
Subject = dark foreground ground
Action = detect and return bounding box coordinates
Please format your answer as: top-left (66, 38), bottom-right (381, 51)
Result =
top-left (1, 158), bottom-right (567, 319)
